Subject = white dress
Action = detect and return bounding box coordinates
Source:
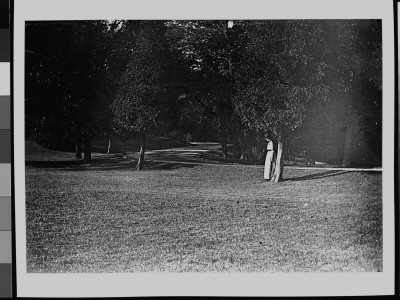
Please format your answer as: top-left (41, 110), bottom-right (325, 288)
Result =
top-left (264, 141), bottom-right (274, 180)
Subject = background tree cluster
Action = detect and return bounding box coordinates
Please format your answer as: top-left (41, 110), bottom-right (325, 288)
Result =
top-left (25, 19), bottom-right (382, 179)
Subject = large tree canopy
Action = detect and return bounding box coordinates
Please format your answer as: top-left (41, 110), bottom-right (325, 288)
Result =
top-left (111, 21), bottom-right (182, 169)
top-left (232, 20), bottom-right (323, 181)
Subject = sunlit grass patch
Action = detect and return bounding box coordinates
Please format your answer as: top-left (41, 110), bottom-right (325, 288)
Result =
top-left (25, 165), bottom-right (382, 273)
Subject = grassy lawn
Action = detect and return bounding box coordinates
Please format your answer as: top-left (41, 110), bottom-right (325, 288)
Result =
top-left (25, 158), bottom-right (382, 272)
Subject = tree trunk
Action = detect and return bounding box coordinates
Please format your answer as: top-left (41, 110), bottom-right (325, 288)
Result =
top-left (241, 130), bottom-right (257, 163)
top-left (221, 139), bottom-right (227, 159)
top-left (122, 135), bottom-right (128, 155)
top-left (107, 139), bottom-right (111, 155)
top-left (342, 118), bottom-right (358, 167)
top-left (83, 139), bottom-right (92, 162)
top-left (219, 120), bottom-right (228, 160)
top-left (271, 136), bottom-right (284, 183)
top-left (136, 134), bottom-right (146, 170)
top-left (75, 131), bottom-right (82, 159)
top-left (233, 133), bottom-right (242, 159)
top-left (75, 141), bottom-right (82, 159)
top-left (342, 125), bottom-right (352, 167)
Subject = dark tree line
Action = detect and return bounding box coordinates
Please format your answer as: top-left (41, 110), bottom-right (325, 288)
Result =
top-left (25, 19), bottom-right (382, 181)
top-left (26, 21), bottom-right (112, 161)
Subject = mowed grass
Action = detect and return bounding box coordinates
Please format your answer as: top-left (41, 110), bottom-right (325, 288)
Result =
top-left (25, 162), bottom-right (382, 273)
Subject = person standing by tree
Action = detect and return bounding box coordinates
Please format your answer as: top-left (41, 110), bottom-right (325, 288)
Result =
top-left (264, 137), bottom-right (274, 180)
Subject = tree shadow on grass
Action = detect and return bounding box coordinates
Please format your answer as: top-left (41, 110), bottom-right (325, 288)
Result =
top-left (284, 170), bottom-right (351, 182)
top-left (26, 160), bottom-right (85, 167)
top-left (142, 160), bottom-right (197, 170)
top-left (25, 158), bottom-right (197, 171)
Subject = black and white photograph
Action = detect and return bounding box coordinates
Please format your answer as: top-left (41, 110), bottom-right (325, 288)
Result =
top-left (14, 0), bottom-right (395, 297)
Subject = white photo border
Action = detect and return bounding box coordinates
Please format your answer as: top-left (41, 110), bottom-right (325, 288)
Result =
top-left (14, 0), bottom-right (395, 297)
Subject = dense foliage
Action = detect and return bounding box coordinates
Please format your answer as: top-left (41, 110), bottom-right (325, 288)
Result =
top-left (25, 19), bottom-right (382, 176)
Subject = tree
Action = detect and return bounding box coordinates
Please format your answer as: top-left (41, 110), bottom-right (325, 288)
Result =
top-left (233, 20), bottom-right (382, 180)
top-left (112, 21), bottom-right (173, 170)
top-left (234, 20), bottom-right (318, 181)
top-left (68, 21), bottom-right (111, 162)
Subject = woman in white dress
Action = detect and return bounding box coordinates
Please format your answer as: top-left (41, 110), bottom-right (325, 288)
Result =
top-left (264, 138), bottom-right (274, 180)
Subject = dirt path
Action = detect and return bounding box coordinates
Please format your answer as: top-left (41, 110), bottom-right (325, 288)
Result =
top-left (137, 142), bottom-right (382, 172)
